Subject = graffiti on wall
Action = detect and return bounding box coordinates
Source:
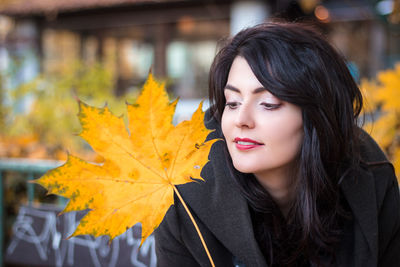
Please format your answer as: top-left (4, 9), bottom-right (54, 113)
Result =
top-left (6, 204), bottom-right (157, 267)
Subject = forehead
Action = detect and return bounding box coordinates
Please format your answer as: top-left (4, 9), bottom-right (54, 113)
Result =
top-left (225, 56), bottom-right (274, 96)
top-left (226, 56), bottom-right (264, 90)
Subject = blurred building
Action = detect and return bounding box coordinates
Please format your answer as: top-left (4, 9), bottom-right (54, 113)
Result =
top-left (0, 1), bottom-right (400, 265)
top-left (0, 0), bottom-right (399, 98)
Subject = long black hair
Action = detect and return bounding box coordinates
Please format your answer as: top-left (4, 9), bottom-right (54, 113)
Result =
top-left (209, 22), bottom-right (363, 266)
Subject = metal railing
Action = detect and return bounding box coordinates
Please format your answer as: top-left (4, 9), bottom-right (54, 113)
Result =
top-left (0, 157), bottom-right (63, 267)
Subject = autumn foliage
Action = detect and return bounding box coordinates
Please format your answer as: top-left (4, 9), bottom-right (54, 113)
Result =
top-left (0, 61), bottom-right (130, 161)
top-left (361, 63), bottom-right (400, 180)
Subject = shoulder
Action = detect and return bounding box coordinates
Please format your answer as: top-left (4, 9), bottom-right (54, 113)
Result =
top-left (356, 129), bottom-right (400, 265)
top-left (358, 128), bottom-right (387, 162)
top-left (357, 128), bottom-right (398, 206)
top-left (337, 129), bottom-right (400, 265)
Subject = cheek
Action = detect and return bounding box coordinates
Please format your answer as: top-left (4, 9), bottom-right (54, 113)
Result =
top-left (281, 128), bottom-right (303, 158)
top-left (267, 117), bottom-right (303, 159)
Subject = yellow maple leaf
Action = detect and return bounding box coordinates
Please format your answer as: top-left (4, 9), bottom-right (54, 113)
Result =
top-left (34, 74), bottom-right (218, 246)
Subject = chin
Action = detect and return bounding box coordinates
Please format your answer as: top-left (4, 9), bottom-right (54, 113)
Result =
top-left (232, 161), bottom-right (259, 174)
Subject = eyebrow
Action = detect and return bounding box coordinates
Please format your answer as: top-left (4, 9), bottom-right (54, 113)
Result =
top-left (224, 84), bottom-right (267, 94)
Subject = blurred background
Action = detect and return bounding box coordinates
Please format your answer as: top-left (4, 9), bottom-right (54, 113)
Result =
top-left (0, 0), bottom-right (399, 266)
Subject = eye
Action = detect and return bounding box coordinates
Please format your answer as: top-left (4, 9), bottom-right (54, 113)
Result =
top-left (225, 101), bottom-right (240, 110)
top-left (261, 103), bottom-right (281, 110)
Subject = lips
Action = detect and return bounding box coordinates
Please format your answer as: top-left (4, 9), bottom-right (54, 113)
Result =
top-left (234, 137), bottom-right (263, 150)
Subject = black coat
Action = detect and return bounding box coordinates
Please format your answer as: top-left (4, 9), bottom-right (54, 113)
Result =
top-left (154, 113), bottom-right (400, 267)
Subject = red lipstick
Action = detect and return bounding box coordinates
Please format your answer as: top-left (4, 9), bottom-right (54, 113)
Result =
top-left (234, 137), bottom-right (263, 150)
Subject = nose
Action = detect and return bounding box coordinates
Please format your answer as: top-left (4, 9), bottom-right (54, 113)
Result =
top-left (235, 102), bottom-right (255, 129)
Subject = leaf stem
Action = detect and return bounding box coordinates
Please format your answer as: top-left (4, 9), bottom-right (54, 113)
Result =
top-left (172, 185), bottom-right (215, 267)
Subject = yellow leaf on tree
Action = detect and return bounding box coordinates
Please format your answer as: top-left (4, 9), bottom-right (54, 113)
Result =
top-left (375, 64), bottom-right (400, 112)
top-left (361, 63), bottom-right (400, 182)
top-left (34, 73), bottom-right (217, 244)
top-left (360, 78), bottom-right (379, 113)
top-left (364, 112), bottom-right (397, 150)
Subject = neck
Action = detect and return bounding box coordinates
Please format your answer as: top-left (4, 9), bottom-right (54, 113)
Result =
top-left (254, 167), bottom-right (296, 217)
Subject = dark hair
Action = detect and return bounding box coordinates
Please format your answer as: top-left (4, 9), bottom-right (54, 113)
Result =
top-left (209, 22), bottom-right (363, 266)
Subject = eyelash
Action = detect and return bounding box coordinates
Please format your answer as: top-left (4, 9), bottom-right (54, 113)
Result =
top-left (225, 102), bottom-right (281, 110)
top-left (225, 102), bottom-right (239, 109)
top-left (261, 103), bottom-right (281, 110)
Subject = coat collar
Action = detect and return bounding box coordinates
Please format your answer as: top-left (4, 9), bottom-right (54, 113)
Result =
top-left (179, 139), bottom-right (268, 267)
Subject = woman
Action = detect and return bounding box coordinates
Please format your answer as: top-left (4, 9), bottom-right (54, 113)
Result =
top-left (154, 22), bottom-right (400, 266)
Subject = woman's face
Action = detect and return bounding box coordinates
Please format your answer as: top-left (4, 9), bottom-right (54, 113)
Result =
top-left (221, 56), bottom-right (303, 182)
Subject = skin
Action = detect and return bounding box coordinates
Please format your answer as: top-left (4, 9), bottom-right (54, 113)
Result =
top-left (221, 56), bottom-right (304, 214)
